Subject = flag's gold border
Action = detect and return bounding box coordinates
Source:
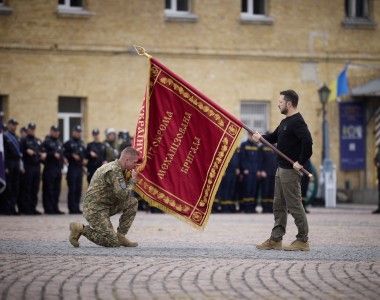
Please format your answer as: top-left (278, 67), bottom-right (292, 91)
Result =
top-left (134, 130), bottom-right (242, 230)
top-left (134, 57), bottom-right (244, 230)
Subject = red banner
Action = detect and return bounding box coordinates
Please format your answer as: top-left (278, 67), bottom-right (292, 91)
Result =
top-left (134, 58), bottom-right (243, 229)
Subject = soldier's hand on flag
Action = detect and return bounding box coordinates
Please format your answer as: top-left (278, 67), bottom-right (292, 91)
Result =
top-left (131, 169), bottom-right (138, 182)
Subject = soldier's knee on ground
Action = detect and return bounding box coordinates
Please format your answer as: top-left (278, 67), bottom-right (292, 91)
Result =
top-left (102, 235), bottom-right (120, 247)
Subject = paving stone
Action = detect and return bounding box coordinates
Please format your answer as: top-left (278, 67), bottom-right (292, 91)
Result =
top-left (0, 205), bottom-right (379, 299)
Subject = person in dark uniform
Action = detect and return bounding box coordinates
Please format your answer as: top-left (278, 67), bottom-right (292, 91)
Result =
top-left (373, 147), bottom-right (380, 214)
top-left (19, 123), bottom-right (44, 214)
top-left (17, 126), bottom-right (27, 211)
top-left (1, 118), bottom-right (22, 215)
top-left (300, 160), bottom-right (312, 214)
top-left (64, 125), bottom-right (86, 214)
top-left (86, 128), bottom-right (107, 184)
top-left (104, 128), bottom-right (119, 162)
top-left (19, 126), bottom-right (27, 139)
top-left (215, 148), bottom-right (240, 213)
top-left (41, 126), bottom-right (64, 214)
top-left (259, 144), bottom-right (277, 213)
top-left (239, 133), bottom-right (262, 213)
top-left (117, 131), bottom-right (132, 154)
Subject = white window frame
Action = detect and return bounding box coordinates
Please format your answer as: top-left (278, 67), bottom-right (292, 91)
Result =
top-left (166, 0), bottom-right (190, 14)
top-left (165, 0), bottom-right (197, 22)
top-left (240, 101), bottom-right (269, 140)
top-left (58, 96), bottom-right (84, 142)
top-left (58, 0), bottom-right (84, 11)
top-left (240, 0), bottom-right (273, 24)
top-left (0, 0), bottom-right (12, 15)
top-left (57, 0), bottom-right (94, 17)
top-left (241, 0), bottom-right (266, 17)
top-left (58, 112), bottom-right (82, 143)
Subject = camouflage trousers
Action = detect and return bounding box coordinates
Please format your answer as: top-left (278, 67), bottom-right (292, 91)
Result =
top-left (82, 196), bottom-right (138, 247)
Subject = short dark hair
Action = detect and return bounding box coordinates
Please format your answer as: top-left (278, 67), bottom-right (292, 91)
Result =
top-left (280, 90), bottom-right (299, 107)
top-left (121, 147), bottom-right (139, 158)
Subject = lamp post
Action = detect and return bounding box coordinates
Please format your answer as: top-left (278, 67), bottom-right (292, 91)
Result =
top-left (318, 84), bottom-right (337, 208)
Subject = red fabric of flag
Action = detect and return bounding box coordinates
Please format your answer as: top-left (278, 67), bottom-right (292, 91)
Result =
top-left (134, 58), bottom-right (243, 229)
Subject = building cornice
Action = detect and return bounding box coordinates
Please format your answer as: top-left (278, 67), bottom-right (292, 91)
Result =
top-left (1, 42), bottom-right (380, 62)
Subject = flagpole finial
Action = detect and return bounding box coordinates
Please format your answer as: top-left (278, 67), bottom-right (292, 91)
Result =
top-left (133, 45), bottom-right (152, 59)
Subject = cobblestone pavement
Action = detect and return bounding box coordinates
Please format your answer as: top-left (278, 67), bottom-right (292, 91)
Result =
top-left (0, 204), bottom-right (379, 299)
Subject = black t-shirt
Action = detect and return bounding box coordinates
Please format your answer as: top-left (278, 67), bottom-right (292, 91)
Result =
top-left (263, 112), bottom-right (312, 169)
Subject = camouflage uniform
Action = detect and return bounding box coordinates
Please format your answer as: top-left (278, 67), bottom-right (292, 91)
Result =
top-left (82, 160), bottom-right (138, 247)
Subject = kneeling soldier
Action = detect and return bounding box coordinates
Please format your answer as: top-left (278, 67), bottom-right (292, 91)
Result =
top-left (69, 147), bottom-right (140, 247)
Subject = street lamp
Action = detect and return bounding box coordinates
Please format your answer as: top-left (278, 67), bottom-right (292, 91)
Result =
top-left (318, 84), bottom-right (336, 208)
top-left (318, 84), bottom-right (330, 161)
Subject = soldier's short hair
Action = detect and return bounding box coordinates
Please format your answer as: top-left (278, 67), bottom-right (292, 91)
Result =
top-left (121, 147), bottom-right (139, 158)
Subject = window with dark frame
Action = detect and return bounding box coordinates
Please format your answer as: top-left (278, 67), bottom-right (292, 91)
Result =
top-left (58, 0), bottom-right (84, 9)
top-left (165, 0), bottom-right (190, 12)
top-left (241, 0), bottom-right (266, 16)
top-left (345, 0), bottom-right (369, 19)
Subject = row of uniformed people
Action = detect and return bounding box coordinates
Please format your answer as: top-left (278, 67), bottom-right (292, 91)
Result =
top-left (214, 134), bottom-right (312, 213)
top-left (0, 118), bottom-right (132, 215)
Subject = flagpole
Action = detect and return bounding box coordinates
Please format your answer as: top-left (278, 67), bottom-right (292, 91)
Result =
top-left (243, 125), bottom-right (313, 178)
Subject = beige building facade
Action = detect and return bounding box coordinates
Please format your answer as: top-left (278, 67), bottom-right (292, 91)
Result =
top-left (0, 0), bottom-right (379, 198)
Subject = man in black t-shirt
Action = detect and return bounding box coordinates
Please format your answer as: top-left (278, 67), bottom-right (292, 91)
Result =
top-left (253, 90), bottom-right (313, 251)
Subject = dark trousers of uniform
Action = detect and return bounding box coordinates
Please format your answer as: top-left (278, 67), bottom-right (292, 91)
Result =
top-left (301, 172), bottom-right (310, 209)
top-left (0, 160), bottom-right (20, 214)
top-left (240, 172), bottom-right (257, 213)
top-left (19, 164), bottom-right (40, 213)
top-left (377, 168), bottom-right (380, 209)
top-left (42, 167), bottom-right (62, 213)
top-left (218, 173), bottom-right (237, 213)
top-left (270, 168), bottom-right (309, 243)
top-left (83, 196), bottom-right (138, 247)
top-left (261, 176), bottom-right (275, 213)
top-left (87, 167), bottom-right (96, 185)
top-left (67, 165), bottom-right (83, 213)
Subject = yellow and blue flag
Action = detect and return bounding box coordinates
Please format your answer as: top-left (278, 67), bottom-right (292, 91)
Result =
top-left (328, 66), bottom-right (350, 102)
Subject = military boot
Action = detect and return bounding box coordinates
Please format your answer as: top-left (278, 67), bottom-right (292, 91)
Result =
top-left (283, 240), bottom-right (310, 251)
top-left (256, 238), bottom-right (282, 250)
top-left (69, 222), bottom-right (84, 248)
top-left (117, 232), bottom-right (138, 247)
